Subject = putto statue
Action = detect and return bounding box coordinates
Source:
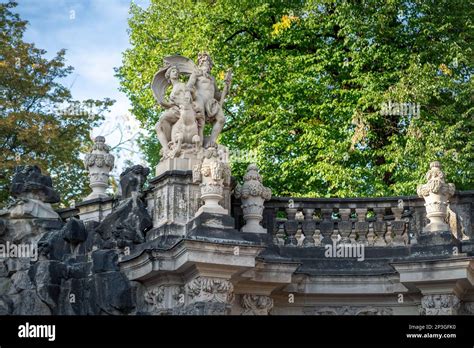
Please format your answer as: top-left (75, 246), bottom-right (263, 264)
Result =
top-left (152, 53), bottom-right (232, 159)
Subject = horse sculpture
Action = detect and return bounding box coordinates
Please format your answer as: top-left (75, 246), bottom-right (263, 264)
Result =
top-left (169, 90), bottom-right (201, 158)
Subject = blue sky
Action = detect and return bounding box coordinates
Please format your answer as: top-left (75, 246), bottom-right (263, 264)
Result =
top-left (15, 0), bottom-right (150, 174)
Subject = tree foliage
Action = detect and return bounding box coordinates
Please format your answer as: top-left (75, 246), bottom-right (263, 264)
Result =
top-left (0, 1), bottom-right (113, 205)
top-left (118, 0), bottom-right (473, 197)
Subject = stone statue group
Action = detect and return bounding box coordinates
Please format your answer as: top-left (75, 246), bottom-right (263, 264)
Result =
top-left (151, 52), bottom-right (232, 159)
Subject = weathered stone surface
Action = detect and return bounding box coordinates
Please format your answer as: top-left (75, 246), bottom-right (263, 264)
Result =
top-left (240, 294), bottom-right (273, 315)
top-left (306, 306), bottom-right (393, 315)
top-left (0, 295), bottom-right (13, 314)
top-left (0, 261), bottom-right (8, 277)
top-left (11, 270), bottom-right (33, 292)
top-left (173, 302), bottom-right (231, 315)
top-left (66, 261), bottom-right (92, 279)
top-left (30, 260), bottom-right (67, 287)
top-left (63, 218), bottom-right (88, 245)
top-left (92, 250), bottom-right (118, 273)
top-left (8, 199), bottom-right (59, 219)
top-left (418, 230), bottom-right (454, 245)
top-left (91, 165), bottom-right (153, 248)
top-left (0, 218), bottom-right (6, 236)
top-left (10, 165), bottom-right (60, 203)
top-left (119, 165), bottom-right (150, 199)
top-left (5, 258), bottom-right (30, 275)
top-left (94, 272), bottom-right (135, 314)
top-left (96, 195), bottom-right (152, 247)
top-left (0, 277), bottom-right (13, 295)
top-left (37, 284), bottom-right (61, 309)
top-left (12, 290), bottom-right (51, 315)
top-left (421, 294), bottom-right (460, 315)
top-left (193, 147), bottom-right (231, 216)
top-left (58, 277), bottom-right (98, 315)
top-left (37, 228), bottom-right (70, 261)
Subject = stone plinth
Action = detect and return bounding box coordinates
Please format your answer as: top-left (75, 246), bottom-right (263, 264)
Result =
top-left (146, 170), bottom-right (231, 240)
top-left (155, 156), bottom-right (201, 177)
top-left (75, 197), bottom-right (115, 223)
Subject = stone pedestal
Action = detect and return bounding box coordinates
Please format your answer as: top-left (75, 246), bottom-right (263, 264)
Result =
top-left (155, 156), bottom-right (201, 177)
top-left (148, 146), bottom-right (232, 240)
top-left (9, 199), bottom-right (59, 220)
top-left (146, 171), bottom-right (231, 240)
top-left (393, 258), bottom-right (474, 316)
top-left (75, 197), bottom-right (115, 223)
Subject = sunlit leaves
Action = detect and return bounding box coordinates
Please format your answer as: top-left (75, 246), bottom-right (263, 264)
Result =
top-left (118, 0), bottom-right (473, 197)
top-left (0, 1), bottom-right (114, 206)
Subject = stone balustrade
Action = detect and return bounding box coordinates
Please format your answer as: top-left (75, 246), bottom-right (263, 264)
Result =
top-left (231, 190), bottom-right (474, 247)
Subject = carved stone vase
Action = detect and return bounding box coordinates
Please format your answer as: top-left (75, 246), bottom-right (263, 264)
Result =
top-left (193, 147), bottom-right (231, 215)
top-left (234, 164), bottom-right (272, 233)
top-left (417, 161), bottom-right (455, 232)
top-left (83, 136), bottom-right (115, 201)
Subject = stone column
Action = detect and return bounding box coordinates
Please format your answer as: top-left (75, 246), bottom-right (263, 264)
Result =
top-left (83, 136), bottom-right (115, 201)
top-left (234, 164), bottom-right (272, 233)
top-left (417, 161), bottom-right (455, 233)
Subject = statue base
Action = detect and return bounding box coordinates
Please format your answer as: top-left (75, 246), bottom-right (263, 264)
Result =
top-left (155, 156), bottom-right (201, 177)
top-left (145, 169), bottom-right (231, 240)
top-left (417, 230), bottom-right (454, 245)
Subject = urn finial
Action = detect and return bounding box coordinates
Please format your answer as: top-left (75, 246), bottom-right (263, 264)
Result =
top-left (417, 161), bottom-right (455, 233)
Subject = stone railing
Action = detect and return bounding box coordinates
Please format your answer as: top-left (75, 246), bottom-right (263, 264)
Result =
top-left (231, 190), bottom-right (474, 246)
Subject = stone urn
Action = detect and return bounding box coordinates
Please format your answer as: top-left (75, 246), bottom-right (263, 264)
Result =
top-left (417, 161), bottom-right (455, 232)
top-left (234, 164), bottom-right (272, 233)
top-left (193, 147), bottom-right (231, 215)
top-left (83, 136), bottom-right (115, 200)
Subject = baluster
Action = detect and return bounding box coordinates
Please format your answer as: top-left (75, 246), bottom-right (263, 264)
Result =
top-left (319, 208), bottom-right (334, 245)
top-left (284, 208), bottom-right (298, 246)
top-left (274, 214), bottom-right (285, 245)
top-left (406, 207), bottom-right (416, 245)
top-left (366, 208), bottom-right (376, 246)
top-left (338, 208), bottom-right (352, 244)
top-left (355, 208), bottom-right (368, 245)
top-left (302, 208), bottom-right (316, 246)
top-left (373, 207), bottom-right (387, 246)
top-left (314, 209), bottom-right (321, 246)
top-left (391, 206), bottom-right (406, 246)
top-left (295, 210), bottom-right (304, 245)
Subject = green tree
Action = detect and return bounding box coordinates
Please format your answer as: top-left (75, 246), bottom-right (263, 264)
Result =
top-left (118, 0), bottom-right (473, 197)
top-left (0, 1), bottom-right (113, 205)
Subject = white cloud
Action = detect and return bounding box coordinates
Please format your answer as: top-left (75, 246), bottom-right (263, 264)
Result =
top-left (16, 0), bottom-right (151, 173)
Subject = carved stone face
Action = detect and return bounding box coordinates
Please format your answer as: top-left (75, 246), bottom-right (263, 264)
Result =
top-left (166, 66), bottom-right (179, 82)
top-left (169, 67), bottom-right (179, 80)
top-left (199, 60), bottom-right (211, 74)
